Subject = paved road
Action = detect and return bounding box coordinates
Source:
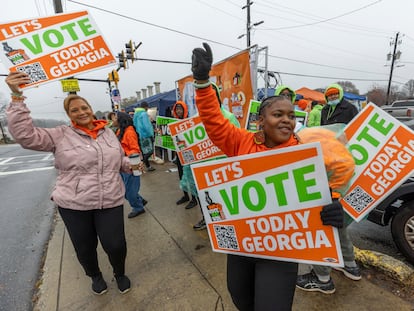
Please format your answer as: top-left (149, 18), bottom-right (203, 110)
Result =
top-left (349, 219), bottom-right (411, 263)
top-left (0, 144), bottom-right (56, 311)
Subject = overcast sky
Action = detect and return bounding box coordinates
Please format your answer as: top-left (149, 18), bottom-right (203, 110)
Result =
top-left (1, 0), bottom-right (413, 120)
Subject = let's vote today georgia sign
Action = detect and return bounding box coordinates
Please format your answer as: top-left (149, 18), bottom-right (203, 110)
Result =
top-left (191, 143), bottom-right (344, 267)
top-left (341, 103), bottom-right (414, 222)
top-left (0, 11), bottom-right (116, 89)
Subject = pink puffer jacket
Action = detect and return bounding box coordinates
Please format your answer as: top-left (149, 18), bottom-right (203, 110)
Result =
top-left (7, 101), bottom-right (130, 211)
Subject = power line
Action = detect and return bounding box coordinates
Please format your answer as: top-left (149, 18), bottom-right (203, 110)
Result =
top-left (68, 0), bottom-right (390, 77)
top-left (259, 0), bottom-right (384, 31)
top-left (256, 0), bottom-right (391, 36)
top-left (67, 0), bottom-right (240, 51)
top-left (268, 54), bottom-right (388, 76)
top-left (195, 0), bottom-right (244, 21)
top-left (276, 70), bottom-right (388, 82)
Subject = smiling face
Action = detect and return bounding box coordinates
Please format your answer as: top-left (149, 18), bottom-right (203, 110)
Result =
top-left (258, 96), bottom-right (296, 148)
top-left (67, 98), bottom-right (94, 128)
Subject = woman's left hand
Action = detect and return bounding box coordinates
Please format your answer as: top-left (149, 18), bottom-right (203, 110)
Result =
top-left (5, 72), bottom-right (31, 93)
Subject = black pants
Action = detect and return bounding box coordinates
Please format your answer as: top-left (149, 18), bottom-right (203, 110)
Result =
top-left (143, 153), bottom-right (152, 168)
top-left (227, 254), bottom-right (298, 311)
top-left (58, 205), bottom-right (127, 277)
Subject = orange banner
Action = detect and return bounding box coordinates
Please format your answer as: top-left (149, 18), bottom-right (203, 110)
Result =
top-left (342, 103), bottom-right (414, 221)
top-left (177, 49), bottom-right (253, 128)
top-left (191, 143), bottom-right (343, 266)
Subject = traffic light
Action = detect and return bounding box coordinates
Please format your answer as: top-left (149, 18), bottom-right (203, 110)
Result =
top-left (108, 70), bottom-right (119, 82)
top-left (118, 50), bottom-right (127, 69)
top-left (125, 40), bottom-right (135, 63)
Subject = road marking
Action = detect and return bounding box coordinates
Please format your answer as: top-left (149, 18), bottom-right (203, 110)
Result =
top-left (0, 166), bottom-right (55, 176)
top-left (0, 157), bottom-right (15, 165)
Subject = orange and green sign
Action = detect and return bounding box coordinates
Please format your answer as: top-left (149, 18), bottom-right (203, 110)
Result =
top-left (341, 103), bottom-right (414, 221)
top-left (168, 115), bottom-right (226, 165)
top-left (191, 143), bottom-right (343, 266)
top-left (0, 11), bottom-right (116, 89)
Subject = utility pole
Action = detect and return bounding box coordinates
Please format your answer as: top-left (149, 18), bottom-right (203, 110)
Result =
top-left (53, 0), bottom-right (63, 13)
top-left (240, 1), bottom-right (263, 48)
top-left (386, 32), bottom-right (400, 105)
top-left (245, 1), bottom-right (251, 47)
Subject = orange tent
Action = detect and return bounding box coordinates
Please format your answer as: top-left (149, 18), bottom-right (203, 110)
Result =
top-left (295, 87), bottom-right (326, 104)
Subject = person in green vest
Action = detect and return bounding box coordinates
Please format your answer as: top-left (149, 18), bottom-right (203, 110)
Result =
top-left (307, 101), bottom-right (323, 127)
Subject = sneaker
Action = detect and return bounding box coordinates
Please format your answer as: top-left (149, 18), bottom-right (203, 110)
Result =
top-left (296, 272), bottom-right (335, 294)
top-left (193, 218), bottom-right (207, 231)
top-left (142, 198), bottom-right (148, 206)
top-left (185, 198), bottom-right (198, 209)
top-left (334, 265), bottom-right (362, 281)
top-left (128, 209), bottom-right (145, 218)
top-left (176, 196), bottom-right (190, 205)
top-left (91, 273), bottom-right (108, 295)
top-left (115, 275), bottom-right (131, 294)
top-left (147, 166), bottom-right (156, 172)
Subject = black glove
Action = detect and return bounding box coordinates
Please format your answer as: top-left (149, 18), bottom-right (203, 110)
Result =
top-left (320, 199), bottom-right (344, 228)
top-left (191, 42), bottom-right (213, 81)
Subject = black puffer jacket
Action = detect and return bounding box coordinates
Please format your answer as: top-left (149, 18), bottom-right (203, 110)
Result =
top-left (321, 98), bottom-right (358, 125)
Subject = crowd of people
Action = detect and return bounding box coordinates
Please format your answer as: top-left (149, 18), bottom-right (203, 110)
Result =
top-left (5, 40), bottom-right (362, 310)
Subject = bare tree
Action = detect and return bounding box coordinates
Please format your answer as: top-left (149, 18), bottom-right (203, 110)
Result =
top-left (402, 79), bottom-right (414, 98)
top-left (367, 87), bottom-right (387, 106)
top-left (336, 81), bottom-right (360, 94)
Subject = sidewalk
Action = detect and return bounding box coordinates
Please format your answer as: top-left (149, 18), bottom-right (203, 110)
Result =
top-left (33, 161), bottom-right (414, 311)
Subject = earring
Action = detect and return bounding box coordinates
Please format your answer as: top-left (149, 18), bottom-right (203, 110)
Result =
top-left (254, 130), bottom-right (265, 144)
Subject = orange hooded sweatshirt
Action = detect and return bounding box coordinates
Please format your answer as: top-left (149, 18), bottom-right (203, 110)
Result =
top-left (116, 125), bottom-right (141, 156)
top-left (172, 100), bottom-right (189, 119)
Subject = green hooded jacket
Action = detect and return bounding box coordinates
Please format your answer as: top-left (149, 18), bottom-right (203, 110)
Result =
top-left (274, 85), bottom-right (296, 104)
top-left (324, 83), bottom-right (344, 102)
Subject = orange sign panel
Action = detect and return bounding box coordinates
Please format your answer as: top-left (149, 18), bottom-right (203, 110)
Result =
top-left (191, 143), bottom-right (344, 266)
top-left (168, 115), bottom-right (226, 165)
top-left (342, 103), bottom-right (414, 221)
top-left (0, 11), bottom-right (116, 89)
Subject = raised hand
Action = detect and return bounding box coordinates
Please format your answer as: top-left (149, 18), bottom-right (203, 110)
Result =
top-left (191, 42), bottom-right (213, 81)
top-left (5, 72), bottom-right (31, 94)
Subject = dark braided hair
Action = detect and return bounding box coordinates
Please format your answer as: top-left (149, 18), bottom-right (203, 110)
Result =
top-left (116, 112), bottom-right (136, 141)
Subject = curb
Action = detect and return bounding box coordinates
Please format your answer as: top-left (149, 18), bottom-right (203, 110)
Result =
top-left (355, 247), bottom-right (414, 286)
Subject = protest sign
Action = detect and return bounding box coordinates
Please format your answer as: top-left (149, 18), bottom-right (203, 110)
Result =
top-left (168, 115), bottom-right (225, 165)
top-left (245, 99), bottom-right (307, 132)
top-left (155, 116), bottom-right (178, 151)
top-left (0, 11), bottom-right (116, 89)
top-left (341, 103), bottom-right (414, 221)
top-left (191, 143), bottom-right (343, 266)
top-left (245, 100), bottom-right (261, 132)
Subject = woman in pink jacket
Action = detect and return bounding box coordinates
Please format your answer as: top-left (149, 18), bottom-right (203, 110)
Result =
top-left (5, 72), bottom-right (132, 296)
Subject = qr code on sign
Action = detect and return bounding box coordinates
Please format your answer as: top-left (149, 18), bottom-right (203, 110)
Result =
top-left (181, 150), bottom-right (195, 163)
top-left (214, 224), bottom-right (239, 251)
top-left (343, 186), bottom-right (374, 213)
top-left (16, 62), bottom-right (48, 83)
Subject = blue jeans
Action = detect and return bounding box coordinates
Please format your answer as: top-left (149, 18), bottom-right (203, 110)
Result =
top-left (121, 172), bottom-right (144, 213)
